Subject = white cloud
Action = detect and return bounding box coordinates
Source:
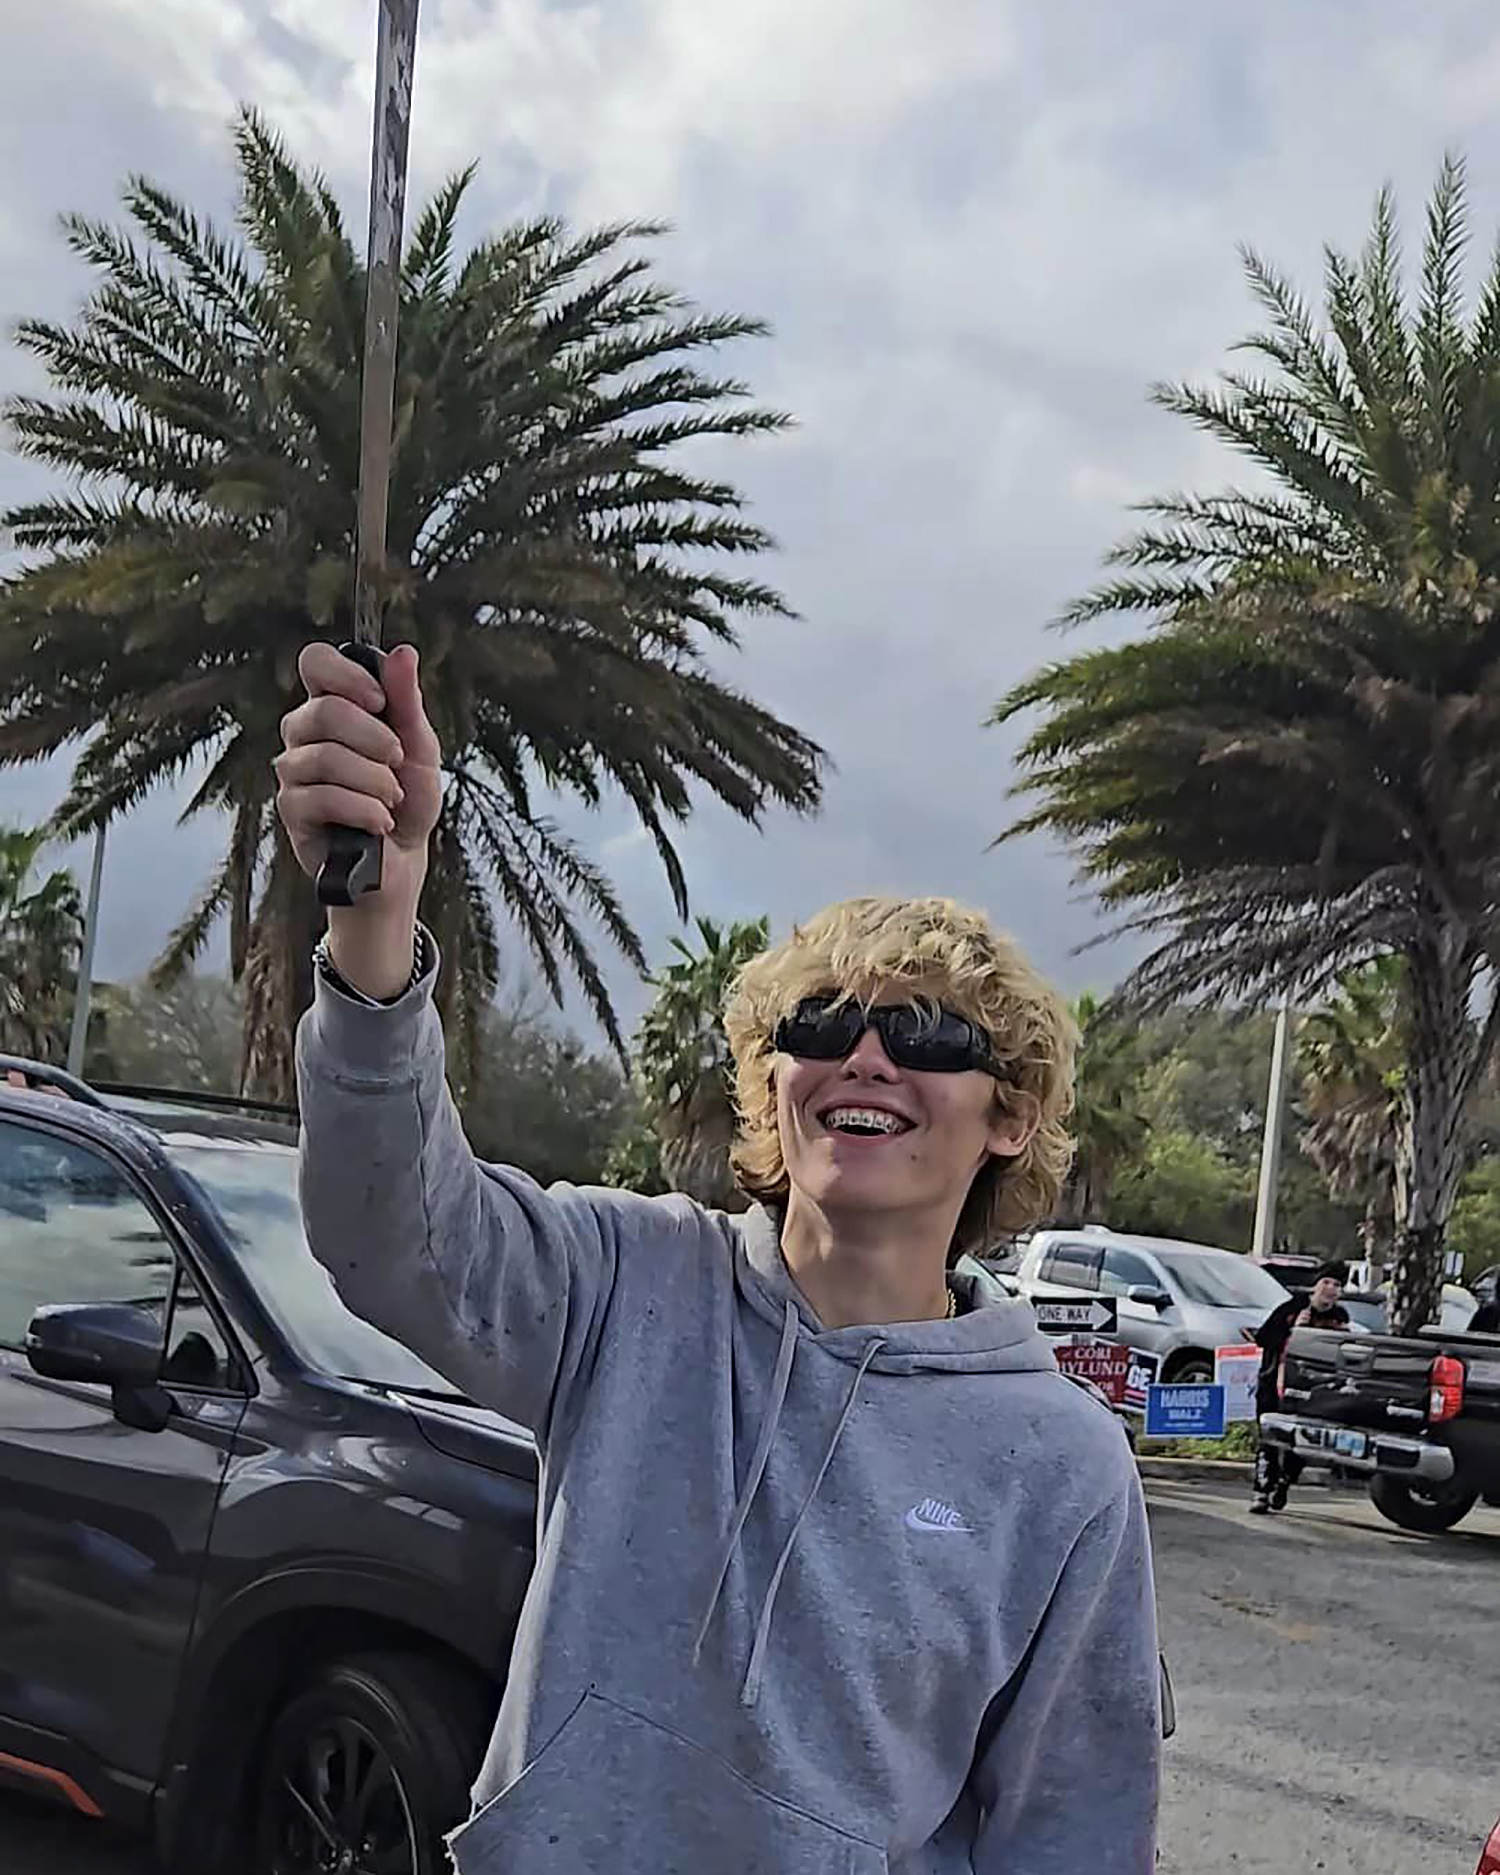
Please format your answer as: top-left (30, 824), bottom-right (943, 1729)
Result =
top-left (8, 0), bottom-right (1500, 1018)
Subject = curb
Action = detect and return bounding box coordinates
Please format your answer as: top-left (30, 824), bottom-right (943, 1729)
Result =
top-left (1136, 1455), bottom-right (1357, 1490)
top-left (1136, 1456), bottom-right (1252, 1483)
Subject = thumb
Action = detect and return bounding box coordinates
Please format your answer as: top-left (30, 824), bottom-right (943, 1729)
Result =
top-left (382, 643), bottom-right (441, 766)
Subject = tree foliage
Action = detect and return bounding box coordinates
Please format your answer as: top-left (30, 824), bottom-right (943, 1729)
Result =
top-left (1063, 990), bottom-right (1149, 1219)
top-left (996, 158), bottom-right (1500, 1330)
top-left (0, 111), bottom-right (822, 1100)
top-left (606, 915), bottom-right (769, 1207)
top-left (0, 827), bottom-right (82, 1061)
top-left (1296, 959), bottom-right (1405, 1266)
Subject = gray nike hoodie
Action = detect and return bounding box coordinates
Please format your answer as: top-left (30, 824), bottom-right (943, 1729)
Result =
top-left (296, 954), bottom-right (1161, 1874)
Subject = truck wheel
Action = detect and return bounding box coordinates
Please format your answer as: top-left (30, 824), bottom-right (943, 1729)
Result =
top-left (251, 1651), bottom-right (492, 1875)
top-left (1368, 1473), bottom-right (1477, 1534)
top-left (1165, 1352), bottom-right (1214, 1385)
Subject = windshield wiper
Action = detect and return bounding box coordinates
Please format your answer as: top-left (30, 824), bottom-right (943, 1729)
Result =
top-left (338, 1377), bottom-right (478, 1407)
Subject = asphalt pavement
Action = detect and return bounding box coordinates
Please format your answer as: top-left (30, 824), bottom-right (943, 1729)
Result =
top-left (1152, 1477), bottom-right (1500, 1875)
top-left (5, 1476), bottom-right (1497, 1874)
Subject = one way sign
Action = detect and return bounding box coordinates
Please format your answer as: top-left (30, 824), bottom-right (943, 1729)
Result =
top-left (1032, 1294), bottom-right (1119, 1337)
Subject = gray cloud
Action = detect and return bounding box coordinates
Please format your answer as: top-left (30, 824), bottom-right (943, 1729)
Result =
top-left (5, 0), bottom-right (1500, 1041)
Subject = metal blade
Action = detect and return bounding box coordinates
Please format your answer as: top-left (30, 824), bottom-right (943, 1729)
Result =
top-left (352, 0), bottom-right (420, 648)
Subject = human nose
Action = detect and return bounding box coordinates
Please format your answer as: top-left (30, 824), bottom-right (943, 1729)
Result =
top-left (840, 1024), bottom-right (898, 1078)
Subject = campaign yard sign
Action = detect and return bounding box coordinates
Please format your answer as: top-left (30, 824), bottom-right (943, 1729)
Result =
top-left (1144, 1383), bottom-right (1228, 1440)
top-left (1214, 1344), bottom-right (1262, 1423)
top-left (1122, 1346), bottom-right (1161, 1412)
top-left (1054, 1339), bottom-right (1133, 1407)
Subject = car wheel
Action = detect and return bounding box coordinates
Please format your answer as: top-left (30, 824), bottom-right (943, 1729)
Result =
top-left (251, 1651), bottom-right (491, 1875)
top-left (1165, 1353), bottom-right (1214, 1385)
top-left (1368, 1473), bottom-right (1477, 1535)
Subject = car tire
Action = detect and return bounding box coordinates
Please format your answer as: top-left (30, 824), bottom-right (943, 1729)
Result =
top-left (1164, 1352), bottom-right (1214, 1385)
top-left (250, 1650), bottom-right (492, 1875)
top-left (1368, 1473), bottom-right (1477, 1535)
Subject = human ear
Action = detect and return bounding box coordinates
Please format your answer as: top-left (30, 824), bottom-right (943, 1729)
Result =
top-left (986, 1087), bottom-right (1040, 1161)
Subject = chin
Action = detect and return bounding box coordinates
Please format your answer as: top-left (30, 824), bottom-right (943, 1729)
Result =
top-left (797, 1164), bottom-right (914, 1213)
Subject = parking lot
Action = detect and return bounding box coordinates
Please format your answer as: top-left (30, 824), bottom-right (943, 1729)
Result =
top-left (6, 1473), bottom-right (1498, 1874)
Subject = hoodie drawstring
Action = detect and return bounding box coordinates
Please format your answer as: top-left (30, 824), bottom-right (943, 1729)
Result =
top-left (693, 1298), bottom-right (800, 1668)
top-left (740, 1332), bottom-right (884, 1707)
top-left (692, 1297), bottom-right (888, 1709)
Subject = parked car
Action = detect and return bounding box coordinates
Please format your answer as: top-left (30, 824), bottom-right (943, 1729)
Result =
top-left (1480, 1813), bottom-right (1500, 1875)
top-left (0, 1059), bottom-right (534, 1874)
top-left (1253, 1252), bottom-right (1324, 1288)
top-left (1341, 1284), bottom-right (1478, 1335)
top-left (1015, 1227), bottom-right (1290, 1383)
top-left (1270, 1314), bottom-right (1500, 1534)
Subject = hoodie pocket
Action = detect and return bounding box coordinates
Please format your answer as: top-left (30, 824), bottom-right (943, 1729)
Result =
top-left (449, 1689), bottom-right (887, 1875)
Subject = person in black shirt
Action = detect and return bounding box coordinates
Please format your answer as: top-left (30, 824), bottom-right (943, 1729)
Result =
top-left (1250, 1260), bottom-right (1350, 1515)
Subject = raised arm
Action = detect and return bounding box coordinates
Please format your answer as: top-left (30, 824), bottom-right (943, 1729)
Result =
top-left (279, 643), bottom-right (620, 1441)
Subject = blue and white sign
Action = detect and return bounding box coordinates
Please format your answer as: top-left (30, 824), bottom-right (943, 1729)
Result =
top-left (1145, 1383), bottom-right (1227, 1439)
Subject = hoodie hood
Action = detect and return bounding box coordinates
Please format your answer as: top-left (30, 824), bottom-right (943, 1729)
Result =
top-left (735, 1202), bottom-right (1058, 1376)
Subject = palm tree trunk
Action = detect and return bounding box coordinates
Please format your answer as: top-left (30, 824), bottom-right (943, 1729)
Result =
top-left (239, 829), bottom-right (321, 1105)
top-left (1389, 933), bottom-right (1475, 1335)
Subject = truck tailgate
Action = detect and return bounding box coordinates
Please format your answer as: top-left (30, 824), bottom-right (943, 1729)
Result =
top-left (1281, 1328), bottom-right (1434, 1430)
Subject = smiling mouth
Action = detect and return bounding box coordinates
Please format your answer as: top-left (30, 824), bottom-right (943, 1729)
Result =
top-left (820, 1106), bottom-right (913, 1138)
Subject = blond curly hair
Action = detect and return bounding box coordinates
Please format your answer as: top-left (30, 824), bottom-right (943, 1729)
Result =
top-left (722, 896), bottom-right (1078, 1256)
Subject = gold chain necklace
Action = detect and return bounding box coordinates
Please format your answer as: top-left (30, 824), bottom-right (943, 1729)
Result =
top-left (945, 1285), bottom-right (958, 1319)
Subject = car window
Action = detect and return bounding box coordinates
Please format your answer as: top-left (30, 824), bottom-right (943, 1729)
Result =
top-left (167, 1138), bottom-right (454, 1392)
top-left (1341, 1294), bottom-right (1387, 1333)
top-left (1154, 1249), bottom-right (1289, 1310)
top-left (1100, 1247), bottom-right (1158, 1296)
top-left (1040, 1240), bottom-right (1102, 1290)
top-left (163, 1268), bottom-right (238, 1390)
top-left (0, 1118), bottom-right (174, 1353)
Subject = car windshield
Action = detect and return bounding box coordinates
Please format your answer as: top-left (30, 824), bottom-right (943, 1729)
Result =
top-left (1342, 1294), bottom-right (1388, 1332)
top-left (166, 1136), bottom-right (457, 1395)
top-left (1154, 1249), bottom-right (1289, 1310)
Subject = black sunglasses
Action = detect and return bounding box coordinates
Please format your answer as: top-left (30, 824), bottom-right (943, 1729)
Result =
top-left (772, 995), bottom-right (1005, 1077)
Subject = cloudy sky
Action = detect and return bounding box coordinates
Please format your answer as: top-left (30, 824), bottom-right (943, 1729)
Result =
top-left (5, 1), bottom-right (1500, 1041)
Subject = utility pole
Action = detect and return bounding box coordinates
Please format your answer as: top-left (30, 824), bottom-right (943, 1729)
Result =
top-left (66, 826), bottom-right (106, 1079)
top-left (1251, 991), bottom-right (1295, 1261)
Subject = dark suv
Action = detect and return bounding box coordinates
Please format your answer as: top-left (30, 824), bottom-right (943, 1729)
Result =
top-left (0, 1059), bottom-right (535, 1874)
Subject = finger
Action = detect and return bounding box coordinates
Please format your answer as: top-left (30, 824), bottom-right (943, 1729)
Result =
top-left (279, 783), bottom-right (394, 840)
top-left (281, 693), bottom-right (404, 766)
top-left (381, 644), bottom-right (442, 767)
top-left (274, 742), bottom-right (405, 812)
top-left (298, 641), bottom-right (386, 713)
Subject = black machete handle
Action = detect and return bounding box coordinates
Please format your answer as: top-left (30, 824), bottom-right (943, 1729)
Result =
top-left (315, 641), bottom-right (387, 908)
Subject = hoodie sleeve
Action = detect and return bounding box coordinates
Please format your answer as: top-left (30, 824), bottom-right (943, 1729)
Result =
top-left (970, 1473), bottom-right (1161, 1873)
top-left (294, 949), bottom-right (665, 1446)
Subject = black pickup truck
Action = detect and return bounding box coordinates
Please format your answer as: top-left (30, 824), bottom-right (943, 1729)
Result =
top-left (1265, 1320), bottom-right (1500, 1533)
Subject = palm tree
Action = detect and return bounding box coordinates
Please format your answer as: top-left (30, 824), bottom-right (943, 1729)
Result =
top-left (1063, 991), bottom-right (1148, 1221)
top-left (0, 112), bottom-right (822, 1100)
top-left (623, 915), bottom-right (769, 1207)
top-left (0, 827), bottom-right (82, 1060)
top-left (995, 158), bottom-right (1500, 1332)
top-left (1297, 959), bottom-right (1405, 1276)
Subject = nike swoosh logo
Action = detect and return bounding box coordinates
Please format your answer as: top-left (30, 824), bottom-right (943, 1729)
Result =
top-left (904, 1504), bottom-right (972, 1534)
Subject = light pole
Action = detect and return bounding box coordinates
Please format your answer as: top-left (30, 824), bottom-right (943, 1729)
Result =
top-left (1251, 990), bottom-right (1295, 1261)
top-left (66, 825), bottom-right (107, 1079)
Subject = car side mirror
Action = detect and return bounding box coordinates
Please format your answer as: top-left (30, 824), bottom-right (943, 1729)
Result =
top-left (1128, 1285), bottom-right (1172, 1311)
top-left (26, 1301), bottom-right (164, 1389)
